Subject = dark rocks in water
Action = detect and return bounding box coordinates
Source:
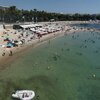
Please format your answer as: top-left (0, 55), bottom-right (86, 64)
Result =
top-left (56, 78), bottom-right (59, 81)
top-left (80, 44), bottom-right (87, 48)
top-left (91, 40), bottom-right (95, 43)
top-left (72, 35), bottom-right (74, 38)
top-left (35, 94), bottom-right (40, 100)
top-left (66, 48), bottom-right (70, 51)
top-left (84, 45), bottom-right (87, 48)
top-left (96, 67), bottom-right (100, 69)
top-left (79, 53), bottom-right (83, 56)
top-left (84, 40), bottom-right (87, 43)
top-left (76, 52), bottom-right (83, 56)
top-left (94, 50), bottom-right (99, 53)
top-left (52, 53), bottom-right (61, 61)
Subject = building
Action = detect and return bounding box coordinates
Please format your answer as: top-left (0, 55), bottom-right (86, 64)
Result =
top-left (0, 6), bottom-right (8, 10)
top-left (0, 6), bottom-right (9, 21)
top-left (13, 24), bottom-right (42, 30)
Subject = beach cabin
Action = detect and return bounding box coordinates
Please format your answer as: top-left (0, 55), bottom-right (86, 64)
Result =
top-left (13, 24), bottom-right (43, 39)
top-left (50, 19), bottom-right (55, 22)
top-left (13, 24), bottom-right (42, 30)
top-left (13, 24), bottom-right (23, 29)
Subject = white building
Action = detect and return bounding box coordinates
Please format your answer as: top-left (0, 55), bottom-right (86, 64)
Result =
top-left (0, 6), bottom-right (8, 10)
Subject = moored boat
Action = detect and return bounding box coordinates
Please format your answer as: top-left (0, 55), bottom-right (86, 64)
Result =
top-left (12, 90), bottom-right (35, 100)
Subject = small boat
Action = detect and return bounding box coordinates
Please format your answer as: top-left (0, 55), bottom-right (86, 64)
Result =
top-left (12, 90), bottom-right (35, 100)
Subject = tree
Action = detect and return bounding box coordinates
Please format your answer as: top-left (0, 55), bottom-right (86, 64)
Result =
top-left (0, 6), bottom-right (99, 23)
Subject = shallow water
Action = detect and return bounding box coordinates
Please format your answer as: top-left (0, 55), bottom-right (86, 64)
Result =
top-left (0, 31), bottom-right (100, 100)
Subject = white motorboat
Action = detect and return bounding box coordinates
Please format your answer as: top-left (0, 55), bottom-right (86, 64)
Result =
top-left (12, 90), bottom-right (35, 100)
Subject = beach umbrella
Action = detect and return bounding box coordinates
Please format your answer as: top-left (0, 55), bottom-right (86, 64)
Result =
top-left (2, 45), bottom-right (6, 48)
top-left (6, 42), bottom-right (13, 48)
top-left (18, 41), bottom-right (23, 45)
top-left (7, 43), bottom-right (13, 47)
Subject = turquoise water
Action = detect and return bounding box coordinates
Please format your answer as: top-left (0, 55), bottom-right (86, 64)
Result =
top-left (0, 31), bottom-right (100, 100)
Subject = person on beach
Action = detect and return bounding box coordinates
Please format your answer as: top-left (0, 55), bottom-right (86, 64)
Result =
top-left (9, 50), bottom-right (13, 56)
top-left (2, 52), bottom-right (5, 56)
top-left (2, 50), bottom-right (6, 56)
top-left (48, 40), bottom-right (50, 44)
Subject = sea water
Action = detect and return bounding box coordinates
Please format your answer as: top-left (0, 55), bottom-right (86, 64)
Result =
top-left (72, 23), bottom-right (100, 29)
top-left (0, 31), bottom-right (100, 100)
